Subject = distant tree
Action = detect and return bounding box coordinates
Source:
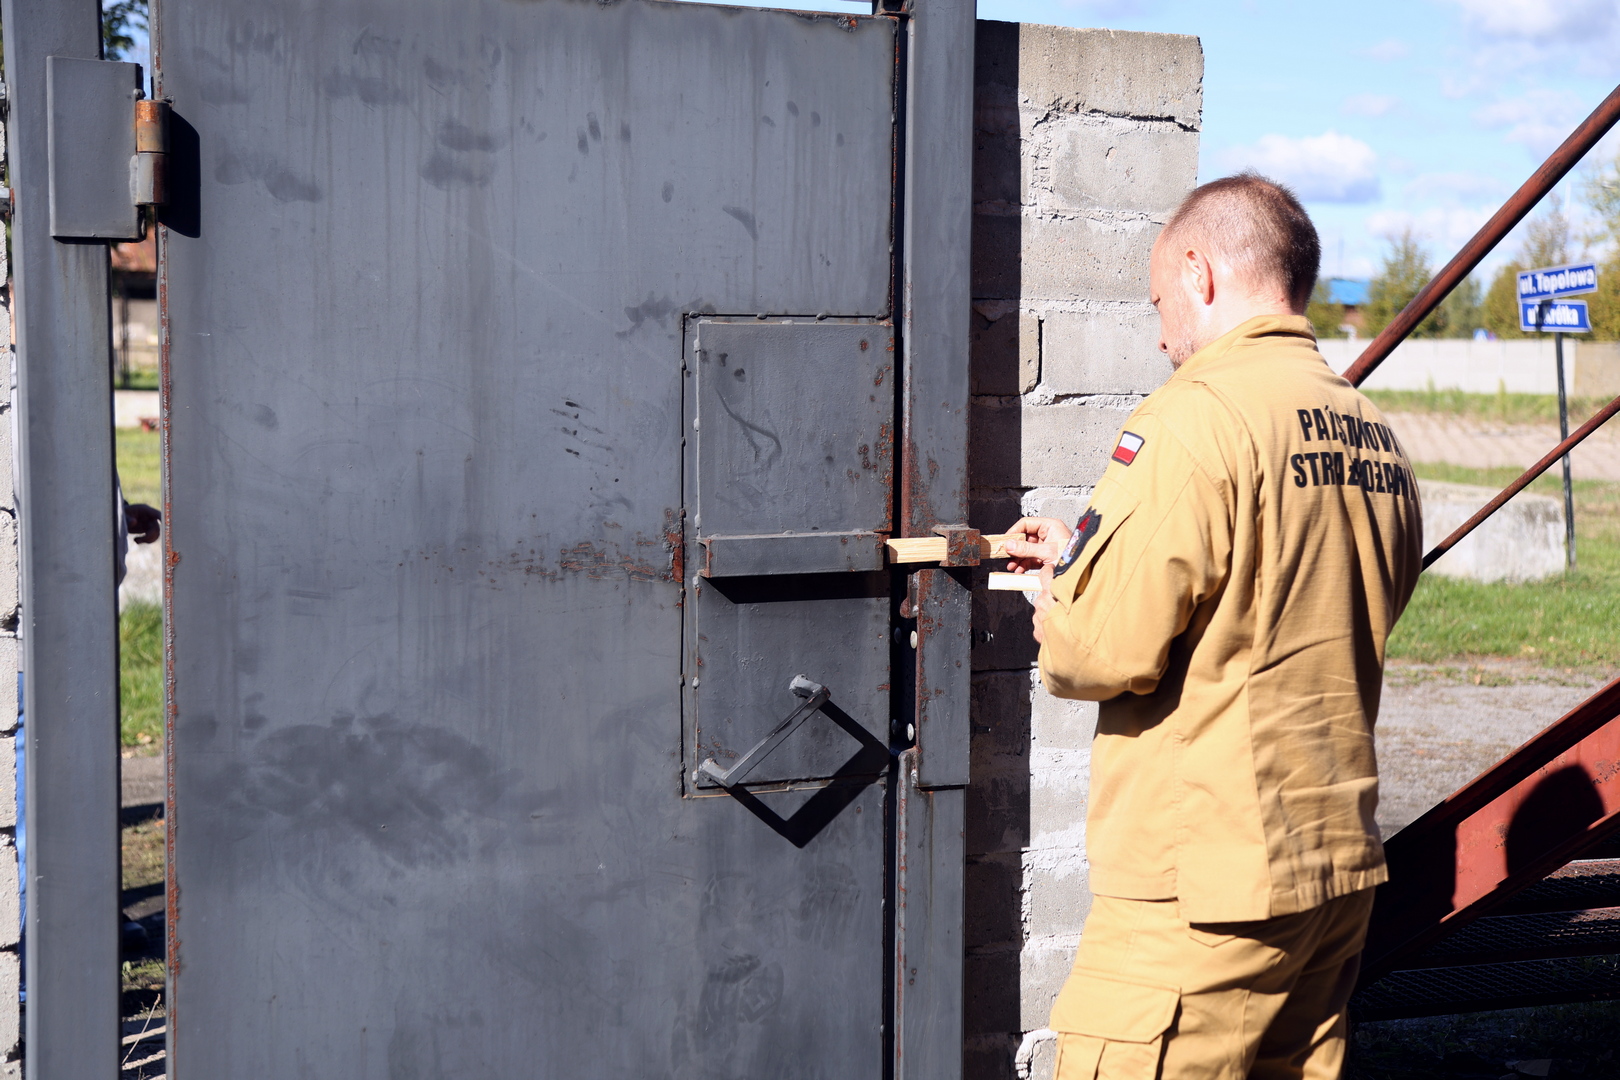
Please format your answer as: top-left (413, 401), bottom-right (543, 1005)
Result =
top-left (101, 0), bottom-right (147, 62)
top-left (1483, 201), bottom-right (1572, 340)
top-left (1363, 230), bottom-right (1448, 339)
top-left (1583, 156), bottom-right (1620, 340)
top-left (1482, 262), bottom-right (1526, 339)
top-left (1590, 256), bottom-right (1620, 341)
top-left (1439, 274), bottom-right (1484, 338)
top-left (1306, 281), bottom-right (1346, 339)
top-left (1586, 150), bottom-right (1620, 248)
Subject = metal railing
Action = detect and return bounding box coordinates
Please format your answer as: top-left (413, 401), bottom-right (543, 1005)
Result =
top-left (1354, 84), bottom-right (1620, 988)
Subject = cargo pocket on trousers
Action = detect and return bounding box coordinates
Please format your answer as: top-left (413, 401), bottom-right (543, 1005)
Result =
top-left (1048, 968), bottom-right (1179, 1080)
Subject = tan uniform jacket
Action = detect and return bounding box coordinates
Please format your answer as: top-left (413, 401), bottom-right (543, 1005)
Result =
top-left (1040, 315), bottom-right (1423, 923)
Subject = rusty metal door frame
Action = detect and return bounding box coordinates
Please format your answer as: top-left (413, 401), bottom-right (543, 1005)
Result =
top-left (0, 0), bottom-right (126, 1075)
top-left (889, 0), bottom-right (975, 1071)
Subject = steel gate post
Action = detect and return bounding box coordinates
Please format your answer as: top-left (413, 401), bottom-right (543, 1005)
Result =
top-left (895, 0), bottom-right (974, 1073)
top-left (0, 0), bottom-right (125, 1075)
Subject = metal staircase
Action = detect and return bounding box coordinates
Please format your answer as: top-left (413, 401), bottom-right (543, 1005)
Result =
top-left (1333, 84), bottom-right (1620, 1022)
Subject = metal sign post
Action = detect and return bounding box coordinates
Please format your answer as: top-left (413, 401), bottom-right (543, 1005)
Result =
top-left (1519, 261), bottom-right (1598, 571)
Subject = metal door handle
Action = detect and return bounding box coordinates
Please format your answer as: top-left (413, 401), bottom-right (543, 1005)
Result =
top-left (697, 675), bottom-right (831, 789)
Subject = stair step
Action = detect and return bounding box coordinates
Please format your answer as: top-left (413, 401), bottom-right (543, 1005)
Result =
top-left (1493, 859), bottom-right (1620, 916)
top-left (1408, 906), bottom-right (1620, 967)
top-left (1353, 955), bottom-right (1620, 1021)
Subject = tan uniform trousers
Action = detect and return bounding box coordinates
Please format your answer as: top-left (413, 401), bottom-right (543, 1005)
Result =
top-left (1050, 889), bottom-right (1375, 1080)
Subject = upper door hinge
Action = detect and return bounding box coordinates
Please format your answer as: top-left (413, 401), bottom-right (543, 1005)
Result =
top-left (46, 56), bottom-right (167, 241)
top-left (131, 98), bottom-right (171, 209)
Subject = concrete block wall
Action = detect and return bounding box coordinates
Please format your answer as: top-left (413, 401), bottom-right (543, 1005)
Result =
top-left (0, 107), bottom-right (23, 1078)
top-left (965, 22), bottom-right (1202, 1080)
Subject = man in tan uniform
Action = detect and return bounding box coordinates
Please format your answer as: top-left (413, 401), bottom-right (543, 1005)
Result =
top-left (1004, 173), bottom-right (1423, 1078)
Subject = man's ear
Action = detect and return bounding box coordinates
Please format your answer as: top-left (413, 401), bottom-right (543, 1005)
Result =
top-left (1182, 247), bottom-right (1215, 307)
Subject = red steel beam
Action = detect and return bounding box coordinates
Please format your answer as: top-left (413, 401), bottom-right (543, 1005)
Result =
top-left (1361, 677), bottom-right (1620, 985)
top-left (1422, 394), bottom-right (1620, 569)
top-left (1343, 82), bottom-right (1620, 389)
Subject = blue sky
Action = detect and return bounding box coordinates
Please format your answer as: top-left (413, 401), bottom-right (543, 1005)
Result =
top-left (116, 0), bottom-right (1620, 283)
top-left (973, 0), bottom-right (1620, 282)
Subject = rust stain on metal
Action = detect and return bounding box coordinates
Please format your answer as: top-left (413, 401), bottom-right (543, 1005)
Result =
top-left (157, 222), bottom-right (183, 996)
top-left (664, 507), bottom-right (684, 587)
top-left (558, 540), bottom-right (665, 583)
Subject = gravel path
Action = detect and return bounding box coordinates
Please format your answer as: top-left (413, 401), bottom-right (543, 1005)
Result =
top-left (1384, 410), bottom-right (1620, 480)
top-left (1375, 661), bottom-right (1618, 837)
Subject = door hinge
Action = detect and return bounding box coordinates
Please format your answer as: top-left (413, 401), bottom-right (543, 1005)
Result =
top-left (131, 98), bottom-right (170, 209)
top-left (46, 56), bottom-right (167, 241)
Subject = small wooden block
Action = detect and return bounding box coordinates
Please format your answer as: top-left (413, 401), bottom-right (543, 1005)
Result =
top-left (987, 571), bottom-right (1042, 592)
top-left (885, 533), bottom-right (1011, 564)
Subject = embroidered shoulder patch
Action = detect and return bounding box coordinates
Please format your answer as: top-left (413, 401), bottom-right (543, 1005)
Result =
top-left (1112, 431), bottom-right (1145, 466)
top-left (1053, 509), bottom-right (1102, 577)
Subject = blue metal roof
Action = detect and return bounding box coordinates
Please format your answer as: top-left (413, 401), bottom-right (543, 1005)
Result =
top-left (1326, 278), bottom-right (1369, 306)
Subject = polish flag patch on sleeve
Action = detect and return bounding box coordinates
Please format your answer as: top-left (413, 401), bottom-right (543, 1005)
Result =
top-left (1112, 431), bottom-right (1145, 465)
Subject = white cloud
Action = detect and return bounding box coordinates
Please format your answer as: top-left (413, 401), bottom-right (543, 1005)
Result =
top-left (1402, 171), bottom-right (1509, 203)
top-left (1342, 93), bottom-right (1400, 118)
top-left (1363, 38), bottom-right (1410, 61)
top-left (1474, 88), bottom-right (1587, 156)
top-left (1218, 132), bottom-right (1381, 204)
top-left (1442, 0), bottom-right (1616, 41)
top-left (1364, 205), bottom-right (1497, 254)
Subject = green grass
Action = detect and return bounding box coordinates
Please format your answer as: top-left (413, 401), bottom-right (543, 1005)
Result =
top-left (115, 367), bottom-right (160, 392)
top-left (117, 426), bottom-right (164, 749)
top-left (120, 602), bottom-right (163, 748)
top-left (1364, 388), bottom-right (1609, 428)
top-left (116, 426), bottom-right (161, 507)
top-left (1387, 464), bottom-right (1620, 667)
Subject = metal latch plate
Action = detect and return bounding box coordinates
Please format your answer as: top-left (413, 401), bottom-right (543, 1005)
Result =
top-left (46, 56), bottom-right (143, 240)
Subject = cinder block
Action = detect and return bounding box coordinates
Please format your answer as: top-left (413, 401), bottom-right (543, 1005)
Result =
top-left (1025, 864), bottom-right (1093, 939)
top-left (1029, 758), bottom-right (1088, 851)
top-left (1011, 23), bottom-right (1203, 129)
top-left (1030, 684), bottom-right (1098, 752)
top-left (0, 952), bottom-right (16, 1056)
top-left (0, 519), bottom-right (16, 619)
top-left (0, 739), bottom-right (13, 832)
top-left (971, 671), bottom-right (1032, 763)
top-left (972, 582), bottom-right (1039, 673)
top-left (966, 770), bottom-right (1030, 856)
top-left (1040, 309), bottom-right (1173, 396)
top-left (1021, 935), bottom-right (1079, 1030)
top-left (1023, 1032), bottom-right (1060, 1080)
top-left (0, 429), bottom-right (12, 506)
top-left (1017, 401), bottom-right (1135, 488)
top-left (1024, 216), bottom-right (1158, 303)
top-left (973, 127), bottom-right (1022, 210)
top-left (965, 1032), bottom-right (1019, 1080)
top-left (1044, 117), bottom-right (1200, 218)
top-left (970, 396), bottom-right (1025, 491)
top-left (967, 945), bottom-right (1024, 1034)
top-left (0, 844), bottom-right (15, 951)
top-left (1020, 489), bottom-right (1094, 532)
top-left (966, 852), bottom-right (1024, 950)
top-left (975, 215), bottom-right (1159, 304)
top-left (971, 306), bottom-right (1039, 396)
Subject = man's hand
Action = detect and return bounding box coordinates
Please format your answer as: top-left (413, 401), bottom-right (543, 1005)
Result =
top-left (1002, 516), bottom-right (1070, 573)
top-left (125, 503), bottom-right (162, 545)
top-left (1002, 516), bottom-right (1071, 645)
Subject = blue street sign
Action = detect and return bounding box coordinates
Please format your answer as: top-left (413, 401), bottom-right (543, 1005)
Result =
top-left (1520, 299), bottom-right (1591, 333)
top-left (1518, 262), bottom-right (1598, 301)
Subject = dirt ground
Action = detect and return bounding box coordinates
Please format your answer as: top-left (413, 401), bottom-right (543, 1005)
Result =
top-left (1375, 660), bottom-right (1618, 837)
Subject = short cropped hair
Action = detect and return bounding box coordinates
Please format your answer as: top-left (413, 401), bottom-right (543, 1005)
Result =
top-left (1161, 172), bottom-right (1321, 309)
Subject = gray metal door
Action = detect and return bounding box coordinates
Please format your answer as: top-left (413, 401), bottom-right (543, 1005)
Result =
top-left (133, 0), bottom-right (971, 1076)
